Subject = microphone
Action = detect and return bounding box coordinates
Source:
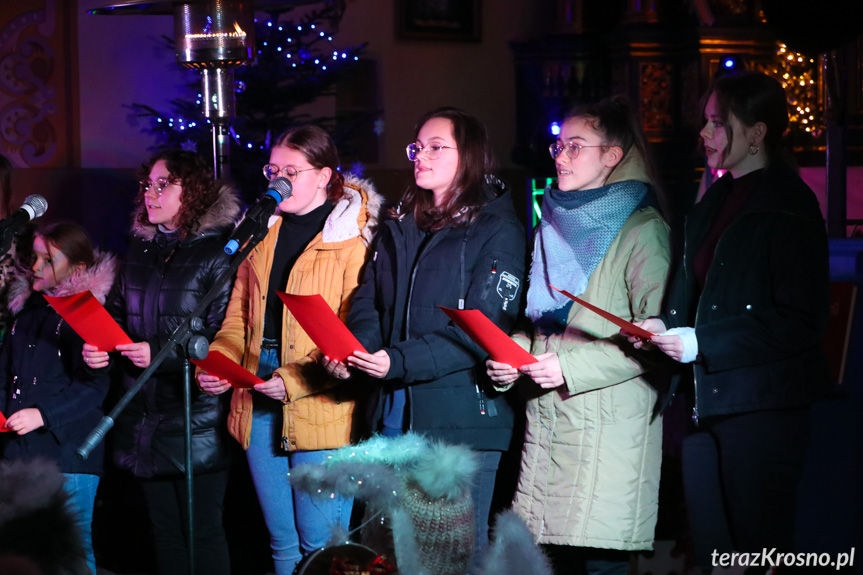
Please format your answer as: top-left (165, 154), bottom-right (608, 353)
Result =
top-left (224, 177), bottom-right (292, 255)
top-left (0, 195), bottom-right (48, 238)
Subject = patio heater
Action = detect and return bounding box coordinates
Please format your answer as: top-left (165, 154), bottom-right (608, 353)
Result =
top-left (89, 0), bottom-right (258, 179)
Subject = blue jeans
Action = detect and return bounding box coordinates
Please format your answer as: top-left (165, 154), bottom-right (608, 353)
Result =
top-left (63, 473), bottom-right (100, 575)
top-left (248, 345), bottom-right (352, 575)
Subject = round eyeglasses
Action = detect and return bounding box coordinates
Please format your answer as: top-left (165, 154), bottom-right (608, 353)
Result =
top-left (139, 178), bottom-right (178, 196)
top-left (405, 142), bottom-right (457, 162)
top-left (548, 141), bottom-right (605, 160)
top-left (262, 164), bottom-right (319, 181)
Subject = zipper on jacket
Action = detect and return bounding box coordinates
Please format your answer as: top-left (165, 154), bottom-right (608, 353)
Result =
top-left (479, 258), bottom-right (498, 304)
top-left (683, 215), bottom-right (701, 426)
top-left (403, 234), bottom-right (427, 432)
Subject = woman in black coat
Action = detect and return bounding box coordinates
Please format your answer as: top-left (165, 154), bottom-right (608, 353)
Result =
top-left (629, 72), bottom-right (830, 572)
top-left (325, 107), bottom-right (527, 568)
top-left (1, 222), bottom-right (116, 574)
top-left (83, 150), bottom-right (240, 575)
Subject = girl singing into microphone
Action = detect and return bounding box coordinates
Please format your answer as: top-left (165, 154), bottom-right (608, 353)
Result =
top-left (198, 126), bottom-right (382, 574)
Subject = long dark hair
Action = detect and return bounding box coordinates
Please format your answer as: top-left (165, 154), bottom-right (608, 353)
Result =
top-left (36, 221), bottom-right (96, 286)
top-left (701, 72), bottom-right (789, 163)
top-left (272, 125), bottom-right (345, 204)
top-left (135, 150), bottom-right (220, 239)
top-left (394, 107), bottom-right (497, 232)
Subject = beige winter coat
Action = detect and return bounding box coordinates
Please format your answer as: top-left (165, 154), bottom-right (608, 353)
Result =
top-left (508, 204), bottom-right (670, 551)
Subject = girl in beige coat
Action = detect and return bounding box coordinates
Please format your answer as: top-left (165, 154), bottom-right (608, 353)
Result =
top-left (487, 97), bottom-right (670, 575)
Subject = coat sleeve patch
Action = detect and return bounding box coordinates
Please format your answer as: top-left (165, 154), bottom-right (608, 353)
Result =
top-left (497, 271), bottom-right (520, 311)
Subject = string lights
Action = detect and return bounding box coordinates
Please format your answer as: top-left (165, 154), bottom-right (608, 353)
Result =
top-left (762, 43), bottom-right (822, 136)
top-left (132, 1), bottom-right (367, 192)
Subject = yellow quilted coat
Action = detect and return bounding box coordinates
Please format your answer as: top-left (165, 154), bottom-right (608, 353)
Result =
top-left (208, 176), bottom-right (382, 451)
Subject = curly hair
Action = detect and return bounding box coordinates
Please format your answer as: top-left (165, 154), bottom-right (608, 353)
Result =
top-left (136, 150), bottom-right (219, 239)
top-left (272, 125), bottom-right (345, 204)
top-left (394, 107), bottom-right (497, 232)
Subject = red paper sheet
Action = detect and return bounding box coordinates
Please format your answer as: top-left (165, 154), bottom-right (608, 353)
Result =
top-left (0, 409), bottom-right (9, 432)
top-left (43, 291), bottom-right (133, 351)
top-left (191, 350), bottom-right (263, 389)
top-left (549, 285), bottom-right (655, 339)
top-left (440, 306), bottom-right (537, 369)
top-left (277, 292), bottom-right (367, 363)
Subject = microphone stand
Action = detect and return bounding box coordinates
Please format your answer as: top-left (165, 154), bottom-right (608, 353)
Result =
top-left (78, 214), bottom-right (272, 574)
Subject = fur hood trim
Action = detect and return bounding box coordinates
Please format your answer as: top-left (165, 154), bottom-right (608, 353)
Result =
top-left (132, 183), bottom-right (241, 241)
top-left (265, 174), bottom-right (383, 248)
top-left (342, 173), bottom-right (383, 247)
top-left (7, 249), bottom-right (118, 315)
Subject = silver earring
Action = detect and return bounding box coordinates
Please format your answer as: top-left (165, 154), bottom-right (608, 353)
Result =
top-left (749, 145), bottom-right (759, 155)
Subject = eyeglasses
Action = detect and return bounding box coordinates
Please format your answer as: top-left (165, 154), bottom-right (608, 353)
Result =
top-left (139, 178), bottom-right (178, 196)
top-left (262, 164), bottom-right (318, 181)
top-left (548, 141), bottom-right (605, 160)
top-left (405, 143), bottom-right (457, 162)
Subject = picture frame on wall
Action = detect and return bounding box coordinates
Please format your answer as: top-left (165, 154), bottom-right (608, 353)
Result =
top-left (396, 0), bottom-right (481, 42)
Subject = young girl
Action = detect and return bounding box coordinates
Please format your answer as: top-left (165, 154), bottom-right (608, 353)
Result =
top-left (1, 222), bottom-right (116, 575)
top-left (324, 107), bottom-right (527, 570)
top-left (198, 125), bottom-right (382, 574)
top-left (487, 96), bottom-right (670, 575)
top-left (628, 72), bottom-right (829, 571)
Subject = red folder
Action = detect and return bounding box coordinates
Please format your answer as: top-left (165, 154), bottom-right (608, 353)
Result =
top-left (191, 350), bottom-right (263, 389)
top-left (440, 306), bottom-right (537, 369)
top-left (549, 285), bottom-right (655, 339)
top-left (0, 409), bottom-right (9, 432)
top-left (43, 291), bottom-right (133, 351)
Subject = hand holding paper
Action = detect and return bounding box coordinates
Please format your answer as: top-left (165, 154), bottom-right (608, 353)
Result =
top-left (440, 306), bottom-right (536, 369)
top-left (192, 350), bottom-right (263, 389)
top-left (277, 292), bottom-right (366, 363)
top-left (549, 285), bottom-right (655, 339)
top-left (44, 291), bottom-right (133, 351)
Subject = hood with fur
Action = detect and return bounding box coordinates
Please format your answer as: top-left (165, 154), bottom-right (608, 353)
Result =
top-left (7, 249), bottom-right (117, 316)
top-left (265, 173), bottom-right (383, 248)
top-left (328, 174), bottom-right (383, 247)
top-left (131, 183), bottom-right (241, 242)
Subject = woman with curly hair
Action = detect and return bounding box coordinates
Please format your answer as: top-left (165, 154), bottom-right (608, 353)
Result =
top-left (83, 150), bottom-right (240, 575)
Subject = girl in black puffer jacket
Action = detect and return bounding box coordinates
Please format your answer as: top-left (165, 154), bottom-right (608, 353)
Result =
top-left (83, 150), bottom-right (240, 575)
top-left (2, 221), bottom-right (117, 575)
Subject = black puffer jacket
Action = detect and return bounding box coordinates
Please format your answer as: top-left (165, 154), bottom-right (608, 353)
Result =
top-left (347, 178), bottom-right (527, 451)
top-left (109, 185), bottom-right (240, 478)
top-left (661, 162), bottom-right (830, 420)
top-left (1, 251), bottom-right (117, 475)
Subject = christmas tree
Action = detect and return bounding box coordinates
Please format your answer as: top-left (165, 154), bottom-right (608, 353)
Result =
top-left (132, 0), bottom-right (370, 194)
